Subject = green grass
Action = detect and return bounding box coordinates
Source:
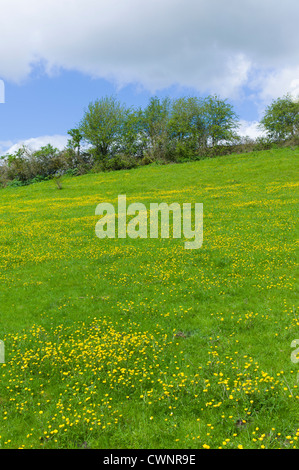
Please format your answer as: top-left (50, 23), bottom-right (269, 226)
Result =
top-left (0, 147), bottom-right (298, 449)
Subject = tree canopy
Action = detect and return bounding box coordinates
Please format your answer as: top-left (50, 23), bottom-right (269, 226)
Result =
top-left (78, 94), bottom-right (239, 161)
top-left (259, 94), bottom-right (299, 141)
top-left (79, 96), bottom-right (127, 159)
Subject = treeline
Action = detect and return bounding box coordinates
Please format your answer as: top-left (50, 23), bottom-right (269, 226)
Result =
top-left (0, 93), bottom-right (298, 188)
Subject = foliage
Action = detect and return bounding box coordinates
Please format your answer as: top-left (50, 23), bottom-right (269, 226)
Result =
top-left (0, 143), bottom-right (95, 187)
top-left (202, 95), bottom-right (239, 145)
top-left (140, 96), bottom-right (172, 159)
top-left (168, 95), bottom-right (239, 158)
top-left (168, 96), bottom-right (206, 157)
top-left (79, 95), bottom-right (128, 160)
top-left (0, 144), bottom-right (63, 184)
top-left (1, 93), bottom-right (298, 188)
top-left (259, 94), bottom-right (299, 141)
top-left (67, 128), bottom-right (83, 157)
top-left (118, 108), bottom-right (145, 158)
top-left (101, 153), bottom-right (139, 171)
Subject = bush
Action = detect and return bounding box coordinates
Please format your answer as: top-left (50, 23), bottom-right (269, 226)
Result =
top-left (167, 141), bottom-right (196, 163)
top-left (140, 154), bottom-right (155, 166)
top-left (102, 154), bottom-right (139, 172)
top-left (0, 144), bottom-right (95, 187)
top-left (253, 137), bottom-right (273, 151)
top-left (6, 178), bottom-right (24, 187)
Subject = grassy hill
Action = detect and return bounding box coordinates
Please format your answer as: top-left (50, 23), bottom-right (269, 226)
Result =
top-left (0, 147), bottom-right (298, 449)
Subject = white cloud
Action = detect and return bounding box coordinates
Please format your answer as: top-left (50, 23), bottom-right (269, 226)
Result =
top-left (237, 120), bottom-right (266, 140)
top-left (4, 135), bottom-right (68, 155)
top-left (0, 0), bottom-right (298, 102)
top-left (254, 67), bottom-right (299, 104)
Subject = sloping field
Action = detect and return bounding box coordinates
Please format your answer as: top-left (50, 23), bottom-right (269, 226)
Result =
top-left (0, 147), bottom-right (298, 448)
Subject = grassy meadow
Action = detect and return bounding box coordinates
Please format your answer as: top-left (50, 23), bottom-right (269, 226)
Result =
top-left (0, 146), bottom-right (298, 449)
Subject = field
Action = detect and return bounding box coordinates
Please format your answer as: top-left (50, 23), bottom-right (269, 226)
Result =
top-left (0, 147), bottom-right (298, 449)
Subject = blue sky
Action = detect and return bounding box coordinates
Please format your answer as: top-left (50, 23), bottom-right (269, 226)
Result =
top-left (1, 0), bottom-right (299, 155)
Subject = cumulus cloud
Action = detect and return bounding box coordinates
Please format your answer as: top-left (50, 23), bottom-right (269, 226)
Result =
top-left (254, 67), bottom-right (299, 103)
top-left (4, 135), bottom-right (68, 155)
top-left (0, 0), bottom-right (298, 102)
top-left (237, 120), bottom-right (266, 140)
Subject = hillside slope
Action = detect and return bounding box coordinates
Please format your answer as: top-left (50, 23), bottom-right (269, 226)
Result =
top-left (0, 147), bottom-right (298, 449)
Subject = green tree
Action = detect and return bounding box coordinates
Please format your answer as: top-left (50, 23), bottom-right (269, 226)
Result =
top-left (31, 144), bottom-right (59, 172)
top-left (202, 95), bottom-right (239, 146)
top-left (67, 128), bottom-right (83, 157)
top-left (259, 94), bottom-right (299, 141)
top-left (119, 107), bottom-right (145, 157)
top-left (169, 96), bottom-right (206, 153)
top-left (141, 96), bottom-right (171, 158)
top-left (79, 96), bottom-right (127, 160)
top-left (168, 95), bottom-right (238, 159)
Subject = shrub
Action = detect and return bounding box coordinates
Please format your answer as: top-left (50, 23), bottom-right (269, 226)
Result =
top-left (6, 178), bottom-right (24, 187)
top-left (140, 154), bottom-right (155, 166)
top-left (102, 154), bottom-right (139, 172)
top-left (253, 137), bottom-right (273, 151)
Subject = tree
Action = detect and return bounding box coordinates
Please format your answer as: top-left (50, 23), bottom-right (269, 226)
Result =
top-left (259, 94), bottom-right (299, 141)
top-left (141, 96), bottom-right (171, 158)
top-left (169, 96), bottom-right (206, 152)
top-left (67, 128), bottom-right (83, 157)
top-left (32, 144), bottom-right (61, 177)
top-left (118, 107), bottom-right (145, 157)
top-left (79, 96), bottom-right (127, 160)
top-left (168, 95), bottom-right (238, 158)
top-left (202, 95), bottom-right (239, 146)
